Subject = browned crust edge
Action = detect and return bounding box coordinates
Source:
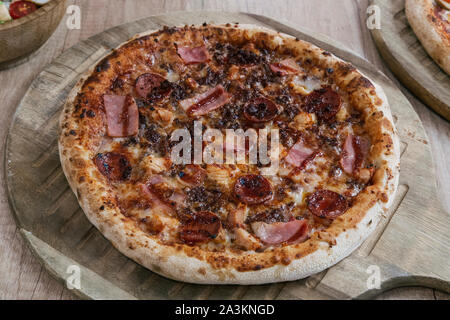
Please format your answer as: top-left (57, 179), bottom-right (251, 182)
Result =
top-left (406, 0), bottom-right (450, 74)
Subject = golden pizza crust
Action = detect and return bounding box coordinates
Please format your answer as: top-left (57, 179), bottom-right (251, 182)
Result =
top-left (59, 24), bottom-right (400, 284)
top-left (406, 0), bottom-right (450, 75)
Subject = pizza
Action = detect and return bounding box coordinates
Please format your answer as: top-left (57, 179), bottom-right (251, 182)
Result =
top-left (59, 24), bottom-right (399, 284)
top-left (406, 0), bottom-right (450, 75)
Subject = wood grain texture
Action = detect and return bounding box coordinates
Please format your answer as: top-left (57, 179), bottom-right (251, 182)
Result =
top-left (369, 0), bottom-right (450, 121)
top-left (0, 0), bottom-right (448, 300)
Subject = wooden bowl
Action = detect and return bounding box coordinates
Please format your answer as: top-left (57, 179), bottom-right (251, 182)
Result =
top-left (0, 0), bottom-right (67, 69)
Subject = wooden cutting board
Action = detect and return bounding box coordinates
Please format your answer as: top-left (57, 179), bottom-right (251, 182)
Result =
top-left (369, 0), bottom-right (450, 121)
top-left (5, 12), bottom-right (449, 300)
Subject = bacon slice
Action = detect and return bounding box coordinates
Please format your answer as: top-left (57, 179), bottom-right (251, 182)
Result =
top-left (340, 135), bottom-right (370, 174)
top-left (103, 95), bottom-right (139, 137)
top-left (179, 85), bottom-right (230, 117)
top-left (341, 135), bottom-right (356, 174)
top-left (270, 59), bottom-right (301, 76)
top-left (140, 183), bottom-right (175, 215)
top-left (177, 45), bottom-right (209, 64)
top-left (284, 140), bottom-right (315, 167)
top-left (179, 211), bottom-right (221, 245)
top-left (251, 219), bottom-right (308, 245)
top-left (307, 190), bottom-right (348, 219)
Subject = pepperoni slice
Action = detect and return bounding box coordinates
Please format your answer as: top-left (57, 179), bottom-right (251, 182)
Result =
top-left (234, 175), bottom-right (273, 205)
top-left (135, 73), bottom-right (171, 101)
top-left (243, 98), bottom-right (279, 123)
top-left (179, 164), bottom-right (206, 186)
top-left (179, 211), bottom-right (221, 245)
top-left (307, 190), bottom-right (348, 219)
top-left (303, 87), bottom-right (342, 120)
top-left (9, 1), bottom-right (37, 19)
top-left (94, 152), bottom-right (131, 182)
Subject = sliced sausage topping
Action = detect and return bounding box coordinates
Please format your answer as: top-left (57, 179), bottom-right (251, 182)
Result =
top-left (179, 85), bottom-right (230, 117)
top-left (251, 219), bottom-right (308, 245)
top-left (234, 175), bottom-right (273, 205)
top-left (103, 94), bottom-right (139, 137)
top-left (135, 73), bottom-right (171, 101)
top-left (179, 211), bottom-right (221, 245)
top-left (340, 134), bottom-right (370, 174)
top-left (177, 45), bottom-right (209, 64)
top-left (94, 152), bottom-right (131, 182)
top-left (303, 86), bottom-right (342, 120)
top-left (307, 190), bottom-right (348, 219)
top-left (243, 97), bottom-right (279, 123)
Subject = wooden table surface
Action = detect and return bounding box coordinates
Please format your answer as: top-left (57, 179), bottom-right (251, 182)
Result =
top-left (0, 0), bottom-right (448, 300)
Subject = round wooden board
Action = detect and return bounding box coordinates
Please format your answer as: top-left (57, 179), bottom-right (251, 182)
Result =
top-left (5, 12), bottom-right (450, 300)
top-left (369, 0), bottom-right (450, 121)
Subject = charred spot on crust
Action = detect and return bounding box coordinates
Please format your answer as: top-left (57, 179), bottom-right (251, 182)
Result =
top-left (337, 62), bottom-right (356, 76)
top-left (96, 58), bottom-right (111, 73)
top-left (86, 110), bottom-right (96, 118)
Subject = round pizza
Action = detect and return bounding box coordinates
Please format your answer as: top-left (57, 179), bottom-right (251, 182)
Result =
top-left (406, 0), bottom-right (450, 75)
top-left (59, 24), bottom-right (400, 284)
